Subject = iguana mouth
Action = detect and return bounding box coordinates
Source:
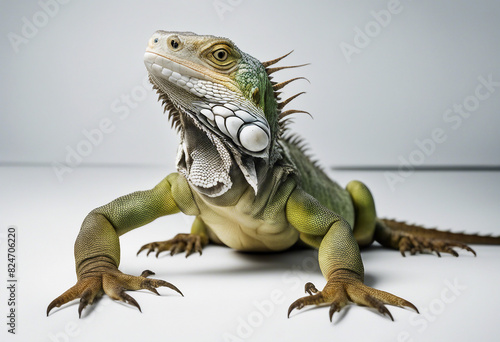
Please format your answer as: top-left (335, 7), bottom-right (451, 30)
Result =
top-left (145, 52), bottom-right (266, 196)
top-left (144, 52), bottom-right (270, 155)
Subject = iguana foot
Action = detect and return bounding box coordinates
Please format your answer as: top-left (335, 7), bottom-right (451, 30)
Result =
top-left (287, 270), bottom-right (418, 322)
top-left (137, 233), bottom-right (208, 258)
top-left (47, 268), bottom-right (182, 317)
top-left (398, 235), bottom-right (476, 257)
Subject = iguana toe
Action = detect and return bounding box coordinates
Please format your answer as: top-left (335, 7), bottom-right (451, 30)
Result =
top-left (137, 233), bottom-right (207, 258)
top-left (398, 235), bottom-right (476, 257)
top-left (78, 284), bottom-right (102, 318)
top-left (47, 268), bottom-right (182, 317)
top-left (47, 277), bottom-right (100, 317)
top-left (304, 282), bottom-right (319, 295)
top-left (288, 270), bottom-right (418, 322)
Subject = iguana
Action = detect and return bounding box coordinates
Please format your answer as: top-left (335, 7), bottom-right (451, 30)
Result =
top-left (47, 31), bottom-right (500, 321)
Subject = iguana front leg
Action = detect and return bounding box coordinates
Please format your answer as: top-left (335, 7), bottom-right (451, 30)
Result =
top-left (137, 216), bottom-right (209, 257)
top-left (285, 188), bottom-right (418, 321)
top-left (47, 173), bottom-right (192, 317)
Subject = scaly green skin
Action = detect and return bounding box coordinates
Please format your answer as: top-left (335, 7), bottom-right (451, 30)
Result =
top-left (47, 31), bottom-right (500, 320)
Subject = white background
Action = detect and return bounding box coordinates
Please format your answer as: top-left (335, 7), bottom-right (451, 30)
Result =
top-left (1, 0), bottom-right (500, 168)
top-left (1, 1), bottom-right (500, 342)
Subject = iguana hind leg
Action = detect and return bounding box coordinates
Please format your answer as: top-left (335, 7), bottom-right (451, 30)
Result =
top-left (137, 216), bottom-right (209, 257)
top-left (346, 180), bottom-right (376, 248)
top-left (346, 180), bottom-right (499, 256)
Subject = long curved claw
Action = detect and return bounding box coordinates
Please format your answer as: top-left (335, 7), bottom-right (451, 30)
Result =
top-left (140, 270), bottom-right (155, 278)
top-left (136, 245), bottom-right (147, 256)
top-left (78, 285), bottom-right (101, 318)
top-left (47, 278), bottom-right (97, 316)
top-left (362, 293), bottom-right (394, 321)
top-left (287, 298), bottom-right (305, 318)
top-left (328, 302), bottom-right (339, 322)
top-left (156, 245), bottom-right (171, 258)
top-left (287, 292), bottom-right (324, 318)
top-left (120, 291), bottom-right (142, 312)
top-left (442, 242), bottom-right (476, 256)
top-left (142, 277), bottom-right (184, 297)
top-left (305, 282), bottom-right (319, 295)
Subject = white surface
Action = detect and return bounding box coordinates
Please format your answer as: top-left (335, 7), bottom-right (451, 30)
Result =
top-left (1, 166), bottom-right (499, 342)
top-left (1, 0), bottom-right (500, 167)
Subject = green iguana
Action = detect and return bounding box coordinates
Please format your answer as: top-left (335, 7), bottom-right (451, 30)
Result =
top-left (47, 31), bottom-right (500, 321)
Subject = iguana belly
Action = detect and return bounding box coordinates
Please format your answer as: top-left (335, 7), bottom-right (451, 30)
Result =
top-left (180, 163), bottom-right (302, 251)
top-left (200, 207), bottom-right (299, 251)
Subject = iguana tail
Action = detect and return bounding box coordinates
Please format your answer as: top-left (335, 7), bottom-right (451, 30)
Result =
top-left (375, 218), bottom-right (500, 256)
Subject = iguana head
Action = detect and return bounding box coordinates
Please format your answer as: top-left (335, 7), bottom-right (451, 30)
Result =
top-left (144, 31), bottom-right (305, 197)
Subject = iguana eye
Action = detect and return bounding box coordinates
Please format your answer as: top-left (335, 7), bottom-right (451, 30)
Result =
top-left (153, 38), bottom-right (159, 43)
top-left (213, 49), bottom-right (228, 61)
top-left (204, 43), bottom-right (239, 70)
